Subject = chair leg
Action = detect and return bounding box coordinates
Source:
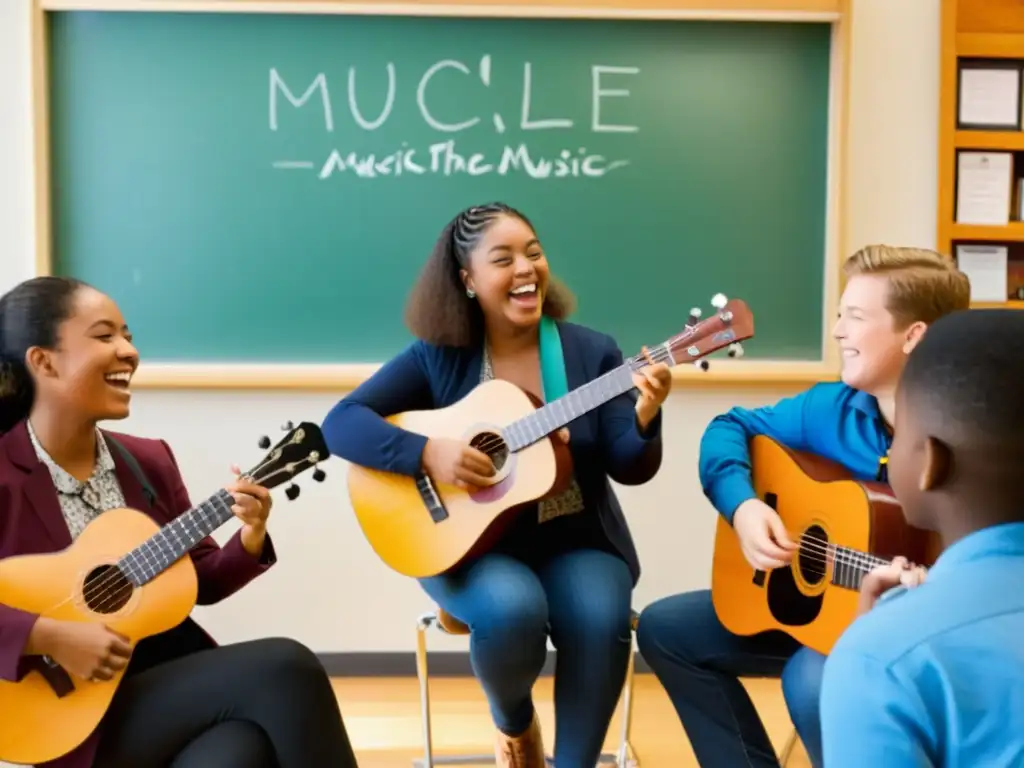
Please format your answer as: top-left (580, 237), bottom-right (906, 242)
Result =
top-left (589, 612), bottom-right (639, 767)
top-left (615, 646), bottom-right (637, 768)
top-left (415, 614), bottom-right (434, 768)
top-left (413, 612), bottom-right (498, 767)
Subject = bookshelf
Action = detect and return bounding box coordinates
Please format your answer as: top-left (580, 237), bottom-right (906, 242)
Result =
top-left (939, 0), bottom-right (1024, 306)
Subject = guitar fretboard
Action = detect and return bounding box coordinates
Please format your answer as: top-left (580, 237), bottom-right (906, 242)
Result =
top-left (831, 545), bottom-right (889, 590)
top-left (117, 489), bottom-right (237, 586)
top-left (502, 344), bottom-right (669, 452)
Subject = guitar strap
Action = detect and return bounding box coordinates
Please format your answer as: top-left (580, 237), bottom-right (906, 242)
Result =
top-left (536, 314), bottom-right (587, 522)
top-left (104, 433), bottom-right (157, 509)
top-left (538, 315), bottom-right (569, 401)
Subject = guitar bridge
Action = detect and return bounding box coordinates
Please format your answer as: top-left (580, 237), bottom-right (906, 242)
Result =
top-left (38, 655), bottom-right (75, 698)
top-left (415, 472), bottom-right (449, 523)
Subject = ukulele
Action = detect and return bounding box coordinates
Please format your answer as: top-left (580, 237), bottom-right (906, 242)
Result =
top-left (348, 295), bottom-right (755, 578)
top-left (0, 421), bottom-right (329, 765)
top-left (710, 434), bottom-right (940, 656)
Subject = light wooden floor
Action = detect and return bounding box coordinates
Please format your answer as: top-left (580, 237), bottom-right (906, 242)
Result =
top-left (332, 674), bottom-right (811, 767)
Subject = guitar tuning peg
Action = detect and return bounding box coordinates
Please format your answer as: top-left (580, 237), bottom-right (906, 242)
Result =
top-left (313, 467), bottom-right (326, 482)
top-left (728, 342), bottom-right (744, 358)
top-left (687, 307), bottom-right (702, 326)
top-left (711, 293), bottom-right (728, 310)
top-left (281, 420), bottom-right (294, 432)
top-left (258, 435), bottom-right (271, 450)
top-left (695, 359), bottom-right (710, 371)
top-left (285, 483), bottom-right (300, 501)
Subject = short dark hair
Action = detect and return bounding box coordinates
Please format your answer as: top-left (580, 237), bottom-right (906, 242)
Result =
top-left (403, 202), bottom-right (576, 348)
top-left (900, 308), bottom-right (1024, 445)
top-left (0, 276), bottom-right (87, 434)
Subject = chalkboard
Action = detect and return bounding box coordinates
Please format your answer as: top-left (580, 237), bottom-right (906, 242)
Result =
top-left (46, 11), bottom-right (833, 364)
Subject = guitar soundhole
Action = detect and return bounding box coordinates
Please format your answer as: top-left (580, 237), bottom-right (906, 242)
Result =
top-left (82, 564), bottom-right (134, 614)
top-left (798, 525), bottom-right (829, 588)
top-left (470, 431), bottom-right (509, 472)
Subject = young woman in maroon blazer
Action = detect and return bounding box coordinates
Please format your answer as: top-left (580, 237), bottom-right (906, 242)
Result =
top-left (0, 277), bottom-right (358, 768)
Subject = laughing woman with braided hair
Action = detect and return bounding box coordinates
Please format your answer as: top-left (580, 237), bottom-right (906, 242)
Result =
top-left (322, 202), bottom-right (672, 767)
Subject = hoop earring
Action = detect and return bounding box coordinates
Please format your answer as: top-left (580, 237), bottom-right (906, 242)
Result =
top-left (466, 289), bottom-right (476, 299)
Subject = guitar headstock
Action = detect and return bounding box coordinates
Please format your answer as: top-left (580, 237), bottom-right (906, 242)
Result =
top-left (247, 421), bottom-right (330, 500)
top-left (634, 294), bottom-right (755, 372)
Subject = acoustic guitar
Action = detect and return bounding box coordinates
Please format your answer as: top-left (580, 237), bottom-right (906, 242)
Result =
top-left (0, 421), bottom-right (329, 765)
top-left (349, 295), bottom-right (755, 578)
top-left (710, 434), bottom-right (941, 656)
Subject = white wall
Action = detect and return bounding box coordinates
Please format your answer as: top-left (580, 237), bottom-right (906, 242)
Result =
top-left (0, 0), bottom-right (939, 654)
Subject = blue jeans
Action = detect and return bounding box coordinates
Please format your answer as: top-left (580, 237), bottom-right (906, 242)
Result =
top-left (420, 549), bottom-right (633, 768)
top-left (636, 589), bottom-right (825, 768)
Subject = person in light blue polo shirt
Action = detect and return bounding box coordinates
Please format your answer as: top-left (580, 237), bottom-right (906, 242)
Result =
top-left (820, 308), bottom-right (1024, 767)
top-left (636, 245), bottom-right (971, 768)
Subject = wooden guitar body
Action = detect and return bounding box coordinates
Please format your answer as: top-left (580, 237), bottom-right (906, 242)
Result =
top-left (711, 435), bottom-right (940, 656)
top-left (348, 378), bottom-right (573, 579)
top-left (0, 507), bottom-right (198, 765)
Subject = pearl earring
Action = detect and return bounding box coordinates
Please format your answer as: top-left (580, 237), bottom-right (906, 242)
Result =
top-left (466, 289), bottom-right (476, 298)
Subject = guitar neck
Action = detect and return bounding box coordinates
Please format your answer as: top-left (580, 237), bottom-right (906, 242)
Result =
top-left (117, 489), bottom-right (236, 587)
top-left (831, 545), bottom-right (890, 591)
top-left (502, 343), bottom-right (668, 452)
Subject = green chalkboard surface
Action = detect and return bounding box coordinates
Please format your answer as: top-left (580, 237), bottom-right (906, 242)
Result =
top-left (46, 11), bottom-right (832, 363)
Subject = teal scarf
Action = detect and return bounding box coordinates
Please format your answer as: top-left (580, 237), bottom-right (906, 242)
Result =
top-left (538, 315), bottom-right (569, 402)
top-left (536, 316), bottom-right (583, 512)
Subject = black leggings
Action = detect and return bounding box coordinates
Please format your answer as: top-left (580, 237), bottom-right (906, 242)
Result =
top-left (93, 637), bottom-right (358, 768)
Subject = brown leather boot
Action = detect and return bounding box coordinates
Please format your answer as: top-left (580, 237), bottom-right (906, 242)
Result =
top-left (494, 711), bottom-right (546, 768)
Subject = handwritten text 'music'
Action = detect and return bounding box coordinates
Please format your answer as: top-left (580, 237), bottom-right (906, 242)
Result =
top-left (268, 59), bottom-right (640, 180)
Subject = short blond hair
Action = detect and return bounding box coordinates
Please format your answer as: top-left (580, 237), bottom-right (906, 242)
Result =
top-left (842, 245), bottom-right (971, 328)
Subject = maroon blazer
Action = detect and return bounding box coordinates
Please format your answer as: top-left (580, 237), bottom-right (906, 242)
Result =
top-left (0, 420), bottom-right (276, 768)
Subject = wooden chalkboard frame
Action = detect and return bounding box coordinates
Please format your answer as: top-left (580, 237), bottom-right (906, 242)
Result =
top-left (31, 0), bottom-right (850, 390)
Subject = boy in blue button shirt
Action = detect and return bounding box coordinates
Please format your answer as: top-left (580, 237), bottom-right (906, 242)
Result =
top-left (636, 245), bottom-right (971, 767)
top-left (821, 308), bottom-right (1024, 767)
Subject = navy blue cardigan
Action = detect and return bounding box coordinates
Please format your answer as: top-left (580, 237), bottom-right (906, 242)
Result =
top-left (321, 320), bottom-right (663, 585)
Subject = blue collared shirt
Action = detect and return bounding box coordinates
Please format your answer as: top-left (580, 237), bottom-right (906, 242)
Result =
top-left (698, 381), bottom-right (892, 523)
top-left (820, 521), bottom-right (1024, 767)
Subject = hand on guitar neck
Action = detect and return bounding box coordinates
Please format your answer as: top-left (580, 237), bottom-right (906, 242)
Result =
top-left (856, 556), bottom-right (928, 616)
top-left (633, 347), bottom-right (673, 430)
top-left (732, 498), bottom-right (798, 569)
top-left (422, 429), bottom-right (571, 492)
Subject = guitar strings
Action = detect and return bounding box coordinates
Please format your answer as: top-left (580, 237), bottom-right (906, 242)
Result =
top-left (78, 491), bottom-right (255, 616)
top-left (473, 302), bottom-right (746, 457)
top-left (787, 535), bottom-right (891, 580)
top-left (34, 451), bottom-right (304, 620)
top-left (471, 342), bottom-right (678, 457)
top-left (35, 526), bottom-right (207, 620)
top-left (796, 534), bottom-right (890, 569)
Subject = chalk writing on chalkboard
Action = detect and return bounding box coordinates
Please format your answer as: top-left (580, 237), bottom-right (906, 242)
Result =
top-left (267, 56), bottom-right (640, 181)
